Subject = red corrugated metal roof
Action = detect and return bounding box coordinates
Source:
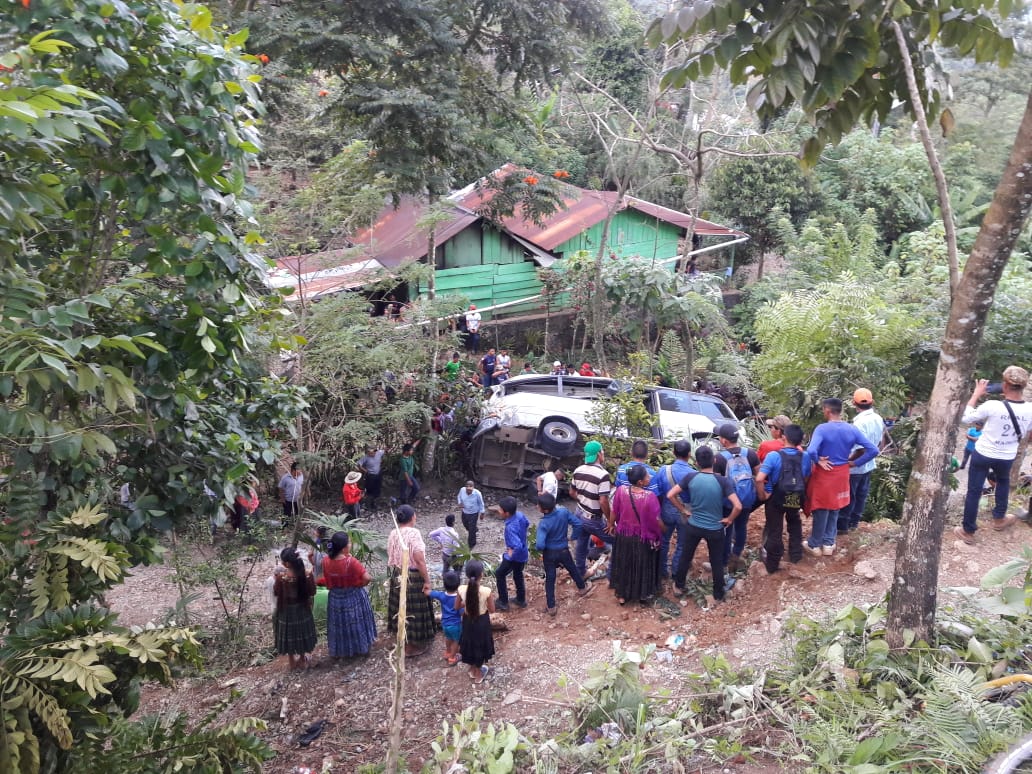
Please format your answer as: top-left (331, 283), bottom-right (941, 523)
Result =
top-left (624, 197), bottom-right (747, 237)
top-left (273, 166), bottom-right (745, 275)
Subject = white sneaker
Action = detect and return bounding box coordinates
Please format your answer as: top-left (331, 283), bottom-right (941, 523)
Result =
top-left (822, 545), bottom-right (835, 556)
top-left (804, 544), bottom-right (822, 558)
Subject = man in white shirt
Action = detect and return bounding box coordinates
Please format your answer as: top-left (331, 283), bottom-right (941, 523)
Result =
top-left (843, 388), bottom-right (886, 532)
top-left (536, 469), bottom-right (564, 498)
top-left (278, 462), bottom-right (304, 528)
top-left (358, 446), bottom-right (385, 509)
top-left (956, 365), bottom-right (1032, 543)
top-left (464, 304), bottom-right (482, 354)
top-left (456, 480), bottom-right (486, 548)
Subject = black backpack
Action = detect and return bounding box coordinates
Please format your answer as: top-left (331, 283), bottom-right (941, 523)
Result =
top-left (775, 450), bottom-right (806, 495)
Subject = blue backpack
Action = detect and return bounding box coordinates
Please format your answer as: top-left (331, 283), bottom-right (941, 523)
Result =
top-left (720, 449), bottom-right (756, 510)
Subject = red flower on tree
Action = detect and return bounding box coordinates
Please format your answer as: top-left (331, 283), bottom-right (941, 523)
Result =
top-left (21, 0), bottom-right (29, 7)
top-left (523, 175), bottom-right (538, 185)
top-left (258, 53), bottom-right (270, 64)
top-left (318, 89), bottom-right (329, 97)
top-left (553, 169), bottom-right (570, 179)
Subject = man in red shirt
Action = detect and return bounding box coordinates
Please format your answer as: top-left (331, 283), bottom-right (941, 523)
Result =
top-left (758, 415), bottom-right (791, 462)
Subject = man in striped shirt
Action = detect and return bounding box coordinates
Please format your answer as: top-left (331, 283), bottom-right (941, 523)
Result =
top-left (571, 440), bottom-right (614, 578)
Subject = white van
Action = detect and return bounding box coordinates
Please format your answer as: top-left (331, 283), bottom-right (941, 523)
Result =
top-left (471, 373), bottom-right (743, 490)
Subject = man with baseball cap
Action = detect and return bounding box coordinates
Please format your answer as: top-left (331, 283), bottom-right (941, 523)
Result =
top-left (712, 423), bottom-right (760, 571)
top-left (843, 389), bottom-right (886, 532)
top-left (571, 440), bottom-right (614, 579)
top-left (758, 415), bottom-right (792, 462)
top-left (956, 366), bottom-right (1032, 543)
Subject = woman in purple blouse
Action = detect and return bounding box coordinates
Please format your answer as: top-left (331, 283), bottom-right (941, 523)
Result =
top-left (609, 464), bottom-right (664, 605)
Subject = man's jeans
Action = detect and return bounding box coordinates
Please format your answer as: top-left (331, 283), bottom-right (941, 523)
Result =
top-left (461, 511), bottom-right (480, 548)
top-left (659, 504), bottom-right (687, 578)
top-left (808, 508), bottom-right (840, 548)
top-left (399, 476), bottom-right (420, 505)
top-left (574, 513), bottom-right (614, 577)
top-left (843, 472), bottom-right (872, 531)
top-left (723, 503), bottom-right (754, 563)
top-left (963, 449), bottom-right (1014, 534)
top-left (542, 547), bottom-right (585, 609)
top-left (763, 496), bottom-right (803, 570)
top-left (495, 557), bottom-right (526, 605)
top-left (673, 522), bottom-right (727, 601)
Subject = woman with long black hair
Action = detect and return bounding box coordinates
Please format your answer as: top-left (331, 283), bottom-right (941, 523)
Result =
top-left (457, 560), bottom-right (495, 684)
top-left (273, 546), bottom-right (318, 670)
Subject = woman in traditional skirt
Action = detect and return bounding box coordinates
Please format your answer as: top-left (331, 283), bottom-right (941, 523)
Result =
top-left (273, 546), bottom-right (318, 670)
top-left (609, 464), bottom-right (664, 605)
top-left (320, 531), bottom-right (376, 659)
top-left (386, 504), bottom-right (436, 656)
top-left (457, 560), bottom-right (495, 684)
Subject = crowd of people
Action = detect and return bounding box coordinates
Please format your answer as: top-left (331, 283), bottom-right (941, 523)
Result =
top-left (266, 365), bottom-right (1031, 683)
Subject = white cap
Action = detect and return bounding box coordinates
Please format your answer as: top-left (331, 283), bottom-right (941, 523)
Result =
top-left (553, 361), bottom-right (561, 367)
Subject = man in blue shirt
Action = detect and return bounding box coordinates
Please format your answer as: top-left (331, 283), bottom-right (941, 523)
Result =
top-left (614, 440), bottom-right (659, 493)
top-left (456, 480), bottom-right (486, 548)
top-left (652, 439), bottom-right (696, 579)
top-left (666, 446), bottom-right (742, 602)
top-left (535, 493), bottom-right (592, 616)
top-left (494, 496), bottom-right (530, 611)
top-left (805, 398), bottom-right (880, 556)
top-left (755, 424), bottom-right (811, 573)
top-left (278, 462), bottom-right (304, 528)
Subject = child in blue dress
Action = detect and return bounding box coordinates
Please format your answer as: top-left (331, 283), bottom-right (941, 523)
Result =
top-left (429, 570), bottom-right (462, 665)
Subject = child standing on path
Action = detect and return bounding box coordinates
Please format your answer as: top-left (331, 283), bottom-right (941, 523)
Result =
top-left (428, 514), bottom-right (462, 574)
top-left (428, 570), bottom-right (462, 665)
top-left (342, 471), bottom-right (363, 520)
top-left (457, 560), bottom-right (495, 683)
top-left (494, 496), bottom-right (529, 611)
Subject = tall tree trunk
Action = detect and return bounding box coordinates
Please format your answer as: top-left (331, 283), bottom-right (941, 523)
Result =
top-left (886, 90), bottom-right (1032, 649)
top-left (891, 21), bottom-right (960, 296)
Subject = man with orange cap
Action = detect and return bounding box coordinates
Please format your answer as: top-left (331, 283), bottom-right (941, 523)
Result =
top-left (843, 388), bottom-right (886, 533)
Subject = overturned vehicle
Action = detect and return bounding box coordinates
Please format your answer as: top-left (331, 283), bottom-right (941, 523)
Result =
top-left (470, 373), bottom-right (744, 491)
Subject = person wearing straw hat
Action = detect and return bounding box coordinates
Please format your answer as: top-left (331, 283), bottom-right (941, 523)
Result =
top-left (342, 471), bottom-right (363, 520)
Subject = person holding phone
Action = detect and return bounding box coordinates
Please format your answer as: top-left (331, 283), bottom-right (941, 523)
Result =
top-left (955, 366), bottom-right (1032, 543)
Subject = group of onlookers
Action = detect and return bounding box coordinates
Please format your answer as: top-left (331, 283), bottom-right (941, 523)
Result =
top-left (267, 365), bottom-right (1030, 680)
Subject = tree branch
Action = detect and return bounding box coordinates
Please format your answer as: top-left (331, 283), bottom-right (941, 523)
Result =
top-left (891, 20), bottom-right (960, 296)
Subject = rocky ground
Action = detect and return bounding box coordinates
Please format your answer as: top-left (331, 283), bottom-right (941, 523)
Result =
top-left (110, 466), bottom-right (1032, 773)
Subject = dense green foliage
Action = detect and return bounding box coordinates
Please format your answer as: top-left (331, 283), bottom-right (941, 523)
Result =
top-left (649, 0), bottom-right (1018, 164)
top-left (247, 0), bottom-right (610, 198)
top-left (0, 0), bottom-right (299, 768)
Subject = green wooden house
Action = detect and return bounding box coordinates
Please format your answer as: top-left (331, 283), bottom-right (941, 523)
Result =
top-left (270, 166), bottom-right (747, 314)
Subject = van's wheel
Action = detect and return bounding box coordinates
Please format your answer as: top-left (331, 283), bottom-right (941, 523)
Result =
top-left (538, 416), bottom-right (579, 457)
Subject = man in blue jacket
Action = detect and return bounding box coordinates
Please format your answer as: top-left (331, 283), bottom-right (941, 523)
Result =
top-left (494, 495), bottom-right (530, 611)
top-left (535, 493), bottom-right (593, 616)
top-left (652, 439), bottom-right (696, 579)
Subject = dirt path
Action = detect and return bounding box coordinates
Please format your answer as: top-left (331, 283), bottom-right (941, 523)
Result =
top-left (111, 473), bottom-right (1032, 773)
